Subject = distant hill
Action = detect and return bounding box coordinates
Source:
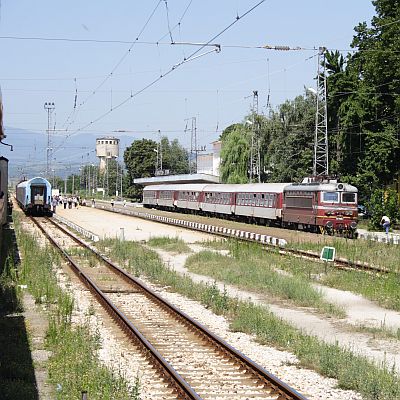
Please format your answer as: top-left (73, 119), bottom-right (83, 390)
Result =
top-left (3, 126), bottom-right (134, 180)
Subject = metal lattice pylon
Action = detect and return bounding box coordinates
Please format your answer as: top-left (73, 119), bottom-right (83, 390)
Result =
top-left (313, 47), bottom-right (329, 177)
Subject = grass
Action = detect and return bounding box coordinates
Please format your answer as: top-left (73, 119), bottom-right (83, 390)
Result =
top-left (0, 220), bottom-right (38, 400)
top-left (185, 242), bottom-right (344, 318)
top-left (268, 248), bottom-right (400, 312)
top-left (147, 236), bottom-right (192, 253)
top-left (13, 212), bottom-right (139, 399)
top-left (199, 238), bottom-right (231, 251)
top-left (290, 236), bottom-right (400, 273)
top-left (96, 236), bottom-right (400, 400)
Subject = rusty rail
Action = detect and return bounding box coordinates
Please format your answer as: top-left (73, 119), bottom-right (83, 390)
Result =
top-left (41, 216), bottom-right (308, 400)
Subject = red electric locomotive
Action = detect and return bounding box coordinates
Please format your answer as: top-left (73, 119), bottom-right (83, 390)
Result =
top-left (282, 180), bottom-right (358, 236)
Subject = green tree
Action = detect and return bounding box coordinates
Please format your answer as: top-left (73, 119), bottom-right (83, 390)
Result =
top-left (160, 137), bottom-right (189, 175)
top-left (124, 139), bottom-right (157, 199)
top-left (367, 187), bottom-right (400, 229)
top-left (261, 93), bottom-right (315, 182)
top-left (219, 125), bottom-right (250, 183)
top-left (326, 0), bottom-right (400, 199)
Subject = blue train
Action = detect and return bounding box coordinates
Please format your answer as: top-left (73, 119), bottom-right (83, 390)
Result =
top-left (16, 177), bottom-right (52, 216)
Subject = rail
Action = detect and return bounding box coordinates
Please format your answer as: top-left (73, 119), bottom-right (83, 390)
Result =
top-left (38, 216), bottom-right (308, 400)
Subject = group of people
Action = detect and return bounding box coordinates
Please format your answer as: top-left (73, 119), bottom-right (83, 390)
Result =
top-left (51, 195), bottom-right (86, 213)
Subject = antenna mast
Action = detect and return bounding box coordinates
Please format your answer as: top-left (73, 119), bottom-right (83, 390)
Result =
top-left (313, 47), bottom-right (328, 177)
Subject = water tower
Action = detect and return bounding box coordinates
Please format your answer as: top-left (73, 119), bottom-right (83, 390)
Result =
top-left (96, 137), bottom-right (119, 171)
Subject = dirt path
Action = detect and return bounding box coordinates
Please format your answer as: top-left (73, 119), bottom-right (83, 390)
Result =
top-left (57, 206), bottom-right (400, 373)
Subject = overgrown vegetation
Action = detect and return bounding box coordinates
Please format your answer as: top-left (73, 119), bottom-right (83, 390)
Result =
top-left (98, 237), bottom-right (400, 399)
top-left (185, 244), bottom-right (344, 318)
top-left (289, 236), bottom-right (400, 273)
top-left (147, 236), bottom-right (192, 253)
top-left (0, 219), bottom-right (36, 400)
top-left (13, 213), bottom-right (138, 399)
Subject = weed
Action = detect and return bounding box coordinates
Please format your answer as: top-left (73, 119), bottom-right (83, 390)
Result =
top-left (13, 211), bottom-right (138, 399)
top-left (147, 236), bottom-right (192, 253)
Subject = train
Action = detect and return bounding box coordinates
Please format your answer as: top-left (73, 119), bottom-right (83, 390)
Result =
top-left (143, 180), bottom-right (358, 237)
top-left (16, 177), bottom-right (52, 216)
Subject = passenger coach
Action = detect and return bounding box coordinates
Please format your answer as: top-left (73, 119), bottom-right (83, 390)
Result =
top-left (16, 177), bottom-right (52, 215)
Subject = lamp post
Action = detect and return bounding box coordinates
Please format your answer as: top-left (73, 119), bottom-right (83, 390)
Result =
top-left (44, 102), bottom-right (55, 179)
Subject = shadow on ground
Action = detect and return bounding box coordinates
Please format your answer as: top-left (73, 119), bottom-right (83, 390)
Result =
top-left (0, 213), bottom-right (39, 400)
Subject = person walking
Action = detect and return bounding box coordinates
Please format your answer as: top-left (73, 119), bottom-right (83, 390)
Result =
top-left (380, 215), bottom-right (390, 235)
top-left (111, 198), bottom-right (114, 208)
top-left (51, 196), bottom-right (58, 214)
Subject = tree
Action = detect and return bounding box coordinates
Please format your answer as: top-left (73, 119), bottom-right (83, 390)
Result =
top-left (160, 137), bottom-right (189, 175)
top-left (124, 139), bottom-right (157, 199)
top-left (326, 0), bottom-right (400, 199)
top-left (261, 93), bottom-right (315, 182)
top-left (219, 125), bottom-right (250, 183)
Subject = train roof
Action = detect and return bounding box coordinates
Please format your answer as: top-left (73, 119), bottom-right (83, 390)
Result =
top-left (203, 183), bottom-right (291, 193)
top-left (144, 183), bottom-right (291, 193)
top-left (143, 184), bottom-right (208, 192)
top-left (285, 182), bottom-right (358, 192)
top-left (17, 177), bottom-right (51, 189)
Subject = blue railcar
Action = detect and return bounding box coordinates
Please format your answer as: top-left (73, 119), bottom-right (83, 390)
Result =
top-left (16, 177), bottom-right (52, 215)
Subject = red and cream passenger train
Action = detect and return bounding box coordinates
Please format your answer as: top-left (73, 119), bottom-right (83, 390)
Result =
top-left (143, 180), bottom-right (358, 237)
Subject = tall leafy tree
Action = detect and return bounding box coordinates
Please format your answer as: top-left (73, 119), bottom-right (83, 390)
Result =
top-left (124, 139), bottom-right (157, 199)
top-left (219, 125), bottom-right (250, 183)
top-left (160, 137), bottom-right (189, 175)
top-left (327, 0), bottom-right (400, 199)
top-left (261, 93), bottom-right (315, 182)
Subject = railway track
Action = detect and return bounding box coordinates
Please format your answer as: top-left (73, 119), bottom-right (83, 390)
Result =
top-left (30, 215), bottom-right (308, 400)
top-left (93, 203), bottom-right (388, 274)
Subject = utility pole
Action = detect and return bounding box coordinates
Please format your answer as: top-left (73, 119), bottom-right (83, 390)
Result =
top-left (154, 130), bottom-right (163, 175)
top-left (189, 117), bottom-right (197, 173)
top-left (313, 46), bottom-right (329, 177)
top-left (44, 102), bottom-right (55, 179)
top-left (191, 117), bottom-right (197, 173)
top-left (249, 90), bottom-right (260, 183)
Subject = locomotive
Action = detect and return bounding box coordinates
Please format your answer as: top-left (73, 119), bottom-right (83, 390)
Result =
top-left (16, 177), bottom-right (52, 216)
top-left (142, 179), bottom-right (358, 237)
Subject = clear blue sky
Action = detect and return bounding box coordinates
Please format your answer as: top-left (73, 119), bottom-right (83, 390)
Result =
top-left (0, 0), bottom-right (375, 176)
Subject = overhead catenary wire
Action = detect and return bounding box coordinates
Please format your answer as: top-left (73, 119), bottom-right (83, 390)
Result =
top-left (52, 0), bottom-right (267, 156)
top-left (60, 0), bottom-right (163, 129)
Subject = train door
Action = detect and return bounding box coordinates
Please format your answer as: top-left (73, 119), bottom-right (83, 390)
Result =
top-left (31, 185), bottom-right (46, 205)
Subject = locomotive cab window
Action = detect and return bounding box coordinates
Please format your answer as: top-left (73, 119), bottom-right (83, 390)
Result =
top-left (322, 192), bottom-right (339, 203)
top-left (342, 192), bottom-right (357, 203)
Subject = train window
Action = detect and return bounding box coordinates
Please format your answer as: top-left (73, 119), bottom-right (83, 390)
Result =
top-left (268, 194), bottom-right (273, 207)
top-left (342, 192), bottom-right (356, 203)
top-left (322, 192), bottom-right (339, 203)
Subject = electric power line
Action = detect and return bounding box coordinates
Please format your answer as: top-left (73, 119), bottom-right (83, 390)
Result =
top-left (52, 0), bottom-right (267, 157)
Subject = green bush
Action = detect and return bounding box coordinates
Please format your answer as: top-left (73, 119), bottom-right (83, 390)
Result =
top-left (367, 188), bottom-right (400, 229)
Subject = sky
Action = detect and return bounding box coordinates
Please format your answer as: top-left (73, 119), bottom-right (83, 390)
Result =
top-left (0, 0), bottom-right (376, 178)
